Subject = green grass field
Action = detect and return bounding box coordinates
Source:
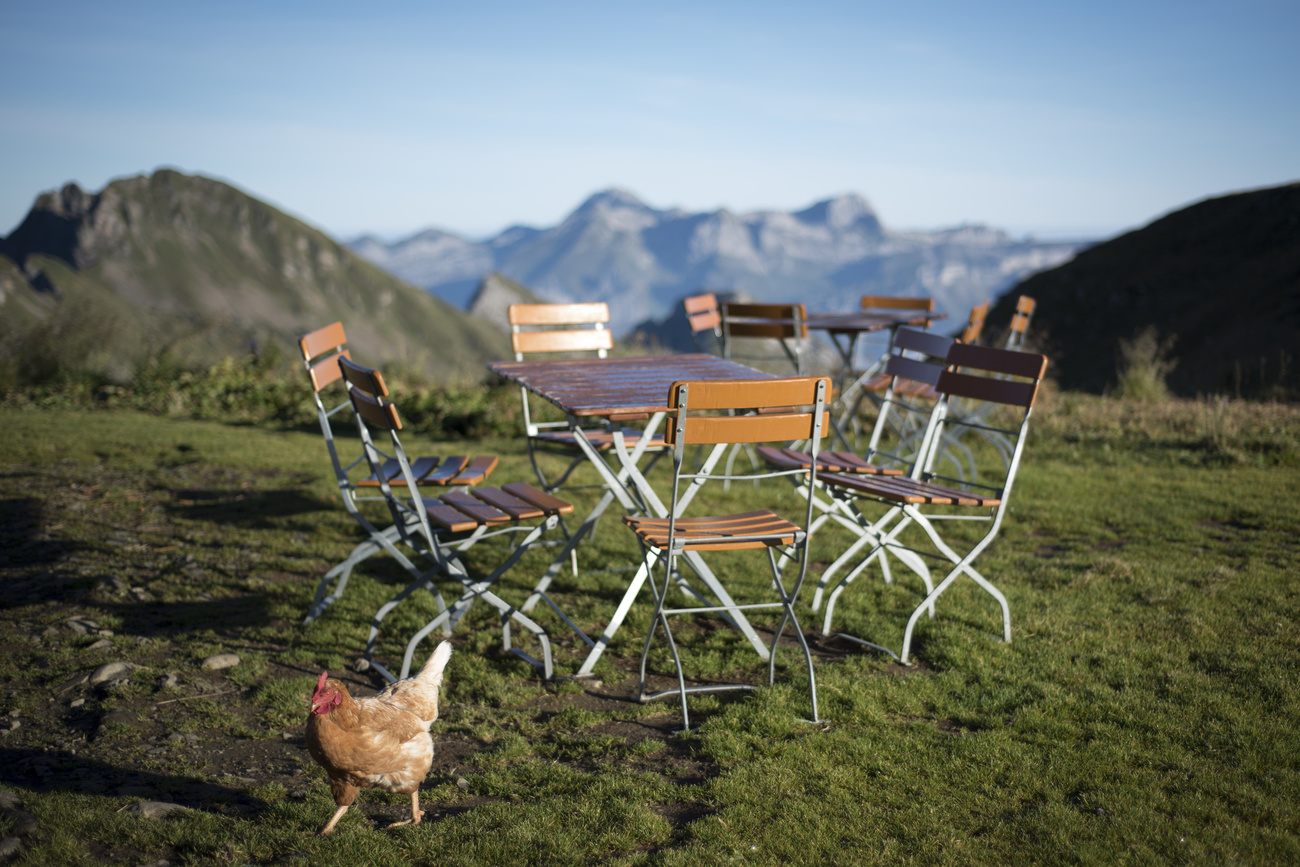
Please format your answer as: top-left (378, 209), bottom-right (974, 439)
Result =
top-left (1, 394), bottom-right (1298, 865)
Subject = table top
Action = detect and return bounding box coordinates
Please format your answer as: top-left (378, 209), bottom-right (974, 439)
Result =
top-left (489, 354), bottom-right (773, 419)
top-left (803, 311), bottom-right (945, 334)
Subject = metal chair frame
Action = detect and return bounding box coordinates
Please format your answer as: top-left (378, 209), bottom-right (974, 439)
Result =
top-left (817, 343), bottom-right (1048, 664)
top-left (297, 322), bottom-right (496, 623)
top-left (623, 376), bottom-right (831, 730)
top-left (338, 356), bottom-right (571, 683)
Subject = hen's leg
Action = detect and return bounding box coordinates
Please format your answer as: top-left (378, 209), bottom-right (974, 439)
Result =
top-left (386, 792), bottom-right (424, 828)
top-left (318, 805), bottom-right (350, 836)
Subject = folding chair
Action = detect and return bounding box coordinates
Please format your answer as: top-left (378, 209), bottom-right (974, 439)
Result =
top-left (720, 302), bottom-right (808, 375)
top-left (757, 327), bottom-right (955, 603)
top-left (338, 356), bottom-right (573, 683)
top-left (684, 292), bottom-right (723, 354)
top-left (623, 375), bottom-right (831, 730)
top-left (833, 295), bottom-right (937, 447)
top-left (508, 303), bottom-right (666, 495)
top-left (298, 322), bottom-right (498, 623)
top-left (817, 343), bottom-right (1048, 664)
top-left (934, 296), bottom-right (1039, 476)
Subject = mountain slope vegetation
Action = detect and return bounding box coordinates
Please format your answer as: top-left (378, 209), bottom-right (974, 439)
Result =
top-left (1, 170), bottom-right (510, 383)
top-left (991, 182), bottom-right (1300, 396)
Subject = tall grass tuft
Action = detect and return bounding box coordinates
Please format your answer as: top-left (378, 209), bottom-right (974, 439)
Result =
top-left (1114, 326), bottom-right (1177, 402)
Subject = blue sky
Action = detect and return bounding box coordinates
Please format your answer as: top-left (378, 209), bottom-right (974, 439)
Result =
top-left (3, 0), bottom-right (1297, 242)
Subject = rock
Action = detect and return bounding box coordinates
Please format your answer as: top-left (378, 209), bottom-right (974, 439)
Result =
top-left (65, 618), bottom-right (99, 635)
top-left (90, 662), bottom-right (137, 685)
top-left (56, 673), bottom-right (89, 694)
top-left (159, 673), bottom-right (179, 689)
top-left (87, 639), bottom-right (113, 651)
top-left (0, 791), bottom-right (16, 810)
top-left (121, 800), bottom-right (191, 819)
top-left (201, 654), bottom-right (239, 671)
top-left (0, 837), bottom-right (20, 859)
top-left (456, 776), bottom-right (470, 790)
top-left (69, 699), bottom-right (85, 708)
top-left (6, 811), bottom-right (36, 837)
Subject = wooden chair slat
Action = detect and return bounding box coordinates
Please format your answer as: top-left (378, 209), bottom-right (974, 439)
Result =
top-left (307, 349), bottom-right (350, 392)
top-left (500, 482), bottom-right (575, 516)
top-left (348, 389), bottom-right (401, 431)
top-left (937, 370), bottom-right (1040, 407)
top-left (298, 321), bottom-right (347, 362)
top-left (683, 293), bottom-right (719, 315)
top-left (668, 376), bottom-right (829, 411)
top-left (470, 486), bottom-right (546, 521)
top-left (674, 411), bottom-right (826, 446)
top-left (448, 455), bottom-right (499, 485)
top-left (508, 302), bottom-right (610, 325)
top-left (860, 295), bottom-right (935, 312)
top-left (946, 343), bottom-right (1048, 380)
top-left (339, 356), bottom-right (390, 397)
top-left (511, 329), bottom-right (614, 355)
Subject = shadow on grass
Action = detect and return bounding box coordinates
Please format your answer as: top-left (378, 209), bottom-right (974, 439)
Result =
top-left (0, 747), bottom-right (268, 815)
top-left (162, 487), bottom-right (333, 529)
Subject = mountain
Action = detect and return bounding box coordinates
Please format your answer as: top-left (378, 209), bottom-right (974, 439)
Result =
top-left (1, 170), bottom-right (511, 381)
top-left (989, 182), bottom-right (1300, 396)
top-left (350, 189), bottom-right (1085, 334)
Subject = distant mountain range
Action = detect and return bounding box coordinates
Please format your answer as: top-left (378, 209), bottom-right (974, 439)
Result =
top-left (349, 190), bottom-right (1087, 334)
top-left (0, 170), bottom-right (510, 381)
top-left (989, 182), bottom-right (1300, 397)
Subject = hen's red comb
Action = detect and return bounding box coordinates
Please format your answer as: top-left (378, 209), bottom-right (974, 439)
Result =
top-left (314, 670), bottom-right (329, 693)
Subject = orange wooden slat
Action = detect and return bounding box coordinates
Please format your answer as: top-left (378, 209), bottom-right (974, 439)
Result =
top-left (860, 295), bottom-right (935, 312)
top-left (683, 293), bottom-right (719, 315)
top-left (672, 411), bottom-right (826, 446)
top-left (448, 455), bottom-right (499, 485)
top-left (512, 329), bottom-right (614, 355)
top-left (307, 349), bottom-right (350, 392)
top-left (348, 389), bottom-right (401, 431)
top-left (667, 376), bottom-right (829, 411)
top-left (470, 487), bottom-right (545, 521)
top-left (508, 302), bottom-right (610, 325)
top-left (439, 489), bottom-right (512, 526)
top-left (338, 356), bottom-right (390, 398)
top-left (298, 321), bottom-right (347, 362)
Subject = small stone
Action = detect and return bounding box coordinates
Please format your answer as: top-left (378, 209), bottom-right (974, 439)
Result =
top-left (0, 790), bottom-right (18, 809)
top-left (97, 629), bottom-right (114, 637)
top-left (160, 673), bottom-right (179, 689)
top-left (70, 699), bottom-right (85, 708)
top-left (66, 618), bottom-right (99, 635)
top-left (90, 662), bottom-right (137, 685)
top-left (0, 837), bottom-right (20, 858)
top-left (87, 639), bottom-right (113, 651)
top-left (7, 710), bottom-right (17, 718)
top-left (281, 731), bottom-right (294, 741)
top-left (122, 800), bottom-right (191, 819)
top-left (201, 654), bottom-right (239, 671)
top-left (456, 776), bottom-right (469, 790)
top-left (352, 657), bottom-right (371, 673)
top-left (6, 721), bottom-right (19, 732)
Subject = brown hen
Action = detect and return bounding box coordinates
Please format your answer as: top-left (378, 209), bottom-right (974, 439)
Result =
top-left (305, 641), bottom-right (452, 835)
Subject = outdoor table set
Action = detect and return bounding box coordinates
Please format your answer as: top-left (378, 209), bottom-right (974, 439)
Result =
top-left (298, 294), bottom-right (1047, 729)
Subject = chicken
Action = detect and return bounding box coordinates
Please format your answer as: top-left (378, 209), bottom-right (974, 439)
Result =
top-left (305, 640), bottom-right (452, 836)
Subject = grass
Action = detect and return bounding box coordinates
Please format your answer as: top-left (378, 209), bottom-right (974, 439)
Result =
top-left (0, 393), bottom-right (1298, 864)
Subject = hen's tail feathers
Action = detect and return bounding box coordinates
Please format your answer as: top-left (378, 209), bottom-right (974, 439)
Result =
top-left (416, 640), bottom-right (453, 687)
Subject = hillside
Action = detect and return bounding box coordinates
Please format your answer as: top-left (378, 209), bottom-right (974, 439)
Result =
top-left (351, 190), bottom-right (1084, 334)
top-left (991, 182), bottom-right (1300, 396)
top-left (0, 170), bottom-right (511, 382)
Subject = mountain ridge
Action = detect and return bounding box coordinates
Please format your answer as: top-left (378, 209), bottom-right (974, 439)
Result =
top-left (350, 189), bottom-right (1085, 332)
top-left (1, 170), bottom-right (511, 382)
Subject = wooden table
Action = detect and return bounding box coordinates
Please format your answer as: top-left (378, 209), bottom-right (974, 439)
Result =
top-left (489, 353), bottom-right (778, 675)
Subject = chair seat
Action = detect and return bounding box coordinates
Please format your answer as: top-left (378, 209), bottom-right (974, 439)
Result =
top-left (358, 455), bottom-right (499, 487)
top-left (820, 472), bottom-right (1001, 507)
top-left (756, 446), bottom-right (906, 476)
top-left (419, 483), bottom-right (574, 533)
top-left (624, 510), bottom-right (800, 551)
top-left (531, 429), bottom-right (666, 450)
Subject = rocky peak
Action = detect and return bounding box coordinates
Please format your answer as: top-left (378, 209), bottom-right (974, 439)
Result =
top-left (794, 194), bottom-right (882, 234)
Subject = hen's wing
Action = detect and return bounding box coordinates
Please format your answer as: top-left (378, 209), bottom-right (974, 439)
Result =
top-left (309, 701), bottom-right (431, 787)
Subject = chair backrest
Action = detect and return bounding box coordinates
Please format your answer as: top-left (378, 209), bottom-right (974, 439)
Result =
top-left (860, 295), bottom-right (935, 315)
top-left (919, 343), bottom-right (1048, 497)
top-left (720, 302), bottom-right (808, 374)
top-left (665, 376), bottom-right (831, 547)
top-left (1002, 295), bottom-right (1036, 351)
top-left (684, 293), bottom-right (722, 352)
top-left (298, 322), bottom-right (366, 505)
top-left (338, 356), bottom-right (429, 540)
top-left (864, 327), bottom-right (955, 472)
top-left (509, 302), bottom-right (613, 360)
top-left (959, 301), bottom-right (991, 345)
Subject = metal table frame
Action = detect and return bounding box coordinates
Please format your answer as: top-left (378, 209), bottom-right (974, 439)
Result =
top-left (489, 354), bottom-right (779, 676)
